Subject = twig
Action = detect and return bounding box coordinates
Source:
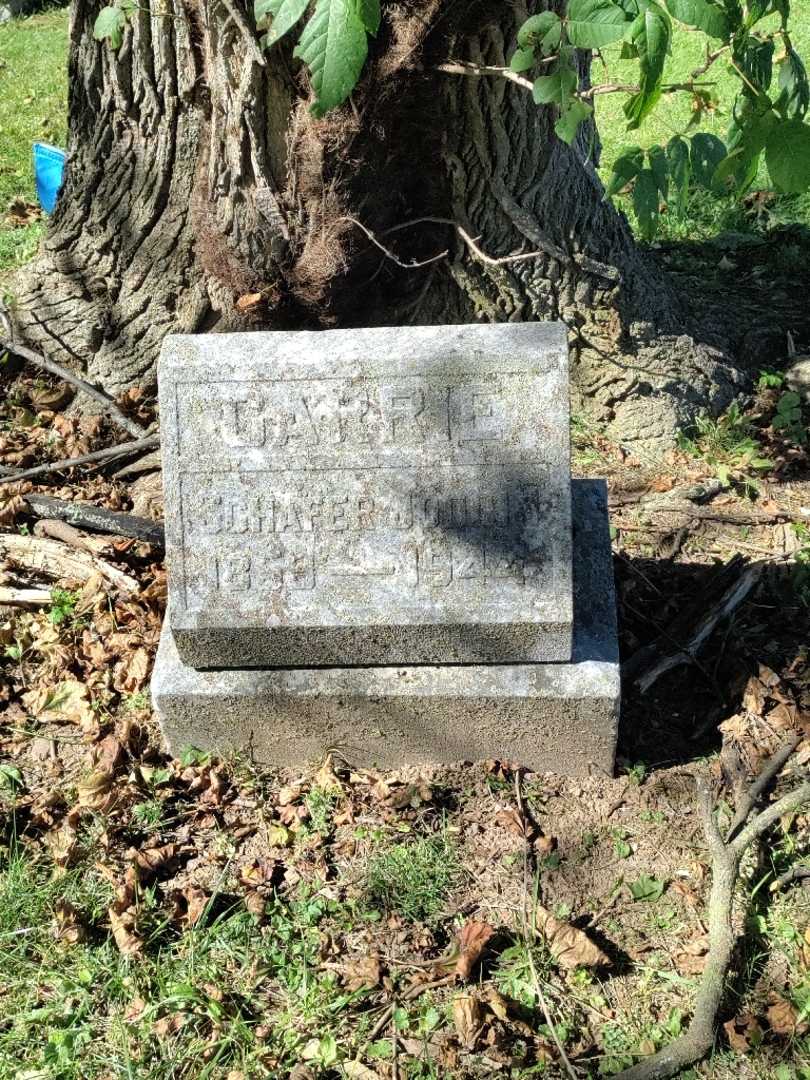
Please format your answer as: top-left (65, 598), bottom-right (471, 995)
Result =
top-left (0, 435), bottom-right (159, 487)
top-left (726, 731), bottom-right (802, 842)
top-left (23, 493), bottom-right (164, 547)
top-left (0, 338), bottom-right (146, 440)
top-left (364, 975), bottom-right (454, 1044)
top-left (436, 60), bottom-right (536, 93)
top-left (690, 44), bottom-right (729, 80)
top-left (0, 586), bottom-right (51, 607)
top-left (770, 865), bottom-right (810, 892)
top-left (337, 217), bottom-right (449, 269)
top-left (0, 532), bottom-right (139, 593)
top-left (383, 214), bottom-right (619, 282)
top-left (526, 945), bottom-right (579, 1079)
top-left (516, 771), bottom-right (579, 1079)
top-left (635, 563), bottom-right (762, 692)
top-left (613, 740), bottom-right (810, 1080)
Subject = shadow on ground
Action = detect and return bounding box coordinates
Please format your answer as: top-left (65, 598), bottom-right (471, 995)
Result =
top-left (616, 554), bottom-right (806, 769)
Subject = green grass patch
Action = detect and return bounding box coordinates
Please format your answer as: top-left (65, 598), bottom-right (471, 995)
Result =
top-left (594, 0), bottom-right (810, 241)
top-left (0, 7), bottom-right (69, 274)
top-left (364, 833), bottom-right (461, 923)
top-left (0, 842), bottom-right (363, 1078)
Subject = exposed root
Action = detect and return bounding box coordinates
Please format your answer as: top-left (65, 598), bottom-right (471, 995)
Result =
top-left (613, 737), bottom-right (810, 1080)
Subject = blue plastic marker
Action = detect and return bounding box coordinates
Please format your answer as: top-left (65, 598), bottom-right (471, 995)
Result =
top-left (33, 142), bottom-right (67, 214)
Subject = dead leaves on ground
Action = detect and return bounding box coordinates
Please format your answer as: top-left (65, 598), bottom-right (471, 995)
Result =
top-left (534, 904), bottom-right (611, 970)
top-left (453, 920), bottom-right (496, 980)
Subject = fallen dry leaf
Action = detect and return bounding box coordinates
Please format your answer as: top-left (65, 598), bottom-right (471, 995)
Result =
top-left (109, 903), bottom-right (141, 956)
top-left (313, 757), bottom-right (342, 793)
top-left (277, 783), bottom-right (303, 806)
top-left (766, 993), bottom-right (806, 1036)
top-left (452, 993), bottom-right (482, 1049)
top-left (76, 769), bottom-right (117, 812)
top-left (239, 858), bottom-right (282, 889)
top-left (535, 904), bottom-right (611, 969)
top-left (235, 292), bottom-right (263, 312)
top-left (454, 920), bottom-right (495, 980)
top-left (723, 1012), bottom-right (762, 1053)
top-left (53, 899), bottom-right (86, 944)
top-left (124, 996), bottom-right (147, 1023)
top-left (34, 679), bottom-right (97, 734)
top-left (5, 196), bottom-right (41, 227)
top-left (483, 985), bottom-right (510, 1022)
top-left (340, 955), bottom-right (381, 992)
top-left (742, 676), bottom-right (766, 717)
top-left (342, 1062), bottom-right (380, 1080)
top-left (244, 890), bottom-right (266, 919)
top-left (47, 819), bottom-right (79, 868)
top-left (494, 806), bottom-right (533, 839)
top-left (154, 1012), bottom-right (186, 1037)
top-left (169, 885), bottom-right (209, 927)
top-left (131, 843), bottom-right (181, 883)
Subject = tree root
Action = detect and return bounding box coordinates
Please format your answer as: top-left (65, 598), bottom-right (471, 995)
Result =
top-left (613, 736), bottom-right (809, 1080)
top-left (0, 338), bottom-right (147, 440)
top-left (0, 436), bottom-right (159, 487)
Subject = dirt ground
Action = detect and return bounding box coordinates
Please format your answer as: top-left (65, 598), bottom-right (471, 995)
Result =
top-left (0, 346), bottom-right (809, 1078)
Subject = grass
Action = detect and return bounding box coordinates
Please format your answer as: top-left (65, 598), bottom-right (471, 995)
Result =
top-left (594, 0), bottom-right (810, 241)
top-left (0, 839), bottom-right (359, 1078)
top-left (364, 832), bottom-right (461, 923)
top-left (0, 6), bottom-right (68, 273)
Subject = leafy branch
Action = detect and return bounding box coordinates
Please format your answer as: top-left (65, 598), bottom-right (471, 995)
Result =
top-left (505, 0), bottom-right (810, 238)
top-left (255, 0), bottom-right (380, 115)
top-left (94, 0), bottom-right (810, 239)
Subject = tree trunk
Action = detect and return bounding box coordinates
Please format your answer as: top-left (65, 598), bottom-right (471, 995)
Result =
top-left (11, 0), bottom-right (744, 452)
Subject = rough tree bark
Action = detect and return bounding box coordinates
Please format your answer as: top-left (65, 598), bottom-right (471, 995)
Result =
top-left (11, 0), bottom-right (745, 451)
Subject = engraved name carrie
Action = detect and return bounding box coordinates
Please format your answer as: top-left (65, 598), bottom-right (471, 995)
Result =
top-left (214, 382), bottom-right (505, 450)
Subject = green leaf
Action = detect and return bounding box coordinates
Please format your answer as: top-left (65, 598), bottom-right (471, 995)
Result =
top-left (566, 0), bottom-right (633, 49)
top-left (648, 143), bottom-right (669, 197)
top-left (776, 48), bottom-right (810, 119)
top-left (716, 105), bottom-right (776, 191)
top-left (629, 873), bottom-right (666, 901)
top-left (743, 0), bottom-right (769, 27)
top-left (0, 763), bottom-right (23, 794)
top-left (666, 135), bottom-right (691, 213)
top-left (294, 0), bottom-right (370, 116)
top-left (510, 47), bottom-right (536, 73)
top-left (690, 131), bottom-right (726, 188)
top-left (518, 12), bottom-right (562, 53)
top-left (555, 98), bottom-right (593, 143)
top-left (532, 64), bottom-right (578, 106)
top-left (355, 0), bottom-right (381, 34)
top-left (257, 0), bottom-right (310, 45)
top-left (604, 144), bottom-right (645, 197)
top-left (663, 0), bottom-right (728, 38)
top-left (737, 36), bottom-right (774, 96)
top-left (765, 118), bottom-right (810, 192)
top-left (624, 1), bottom-right (671, 130)
top-left (93, 5), bottom-right (127, 50)
top-left (633, 168), bottom-right (660, 240)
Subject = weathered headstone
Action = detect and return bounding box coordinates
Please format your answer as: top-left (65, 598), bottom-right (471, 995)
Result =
top-left (160, 324), bottom-right (572, 667)
top-left (152, 324), bottom-right (620, 775)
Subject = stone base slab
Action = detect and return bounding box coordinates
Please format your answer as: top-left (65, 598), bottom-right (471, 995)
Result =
top-left (152, 481), bottom-right (619, 775)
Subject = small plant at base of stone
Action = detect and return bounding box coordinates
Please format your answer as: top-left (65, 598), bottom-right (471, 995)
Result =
top-left (48, 587), bottom-right (81, 626)
top-left (677, 404), bottom-right (772, 496)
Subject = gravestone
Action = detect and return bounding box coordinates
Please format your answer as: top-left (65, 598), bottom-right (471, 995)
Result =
top-left (152, 324), bottom-right (620, 775)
